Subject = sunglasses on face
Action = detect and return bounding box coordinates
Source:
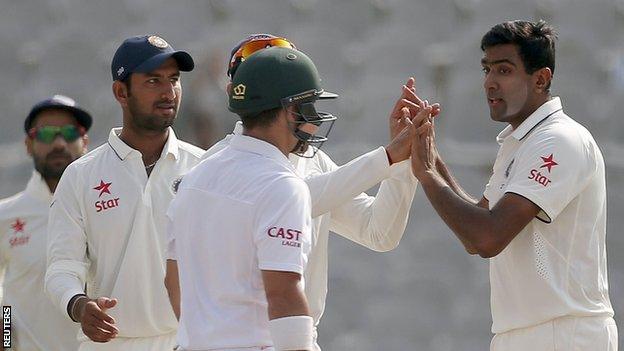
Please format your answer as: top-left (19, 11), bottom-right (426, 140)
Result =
top-left (228, 37), bottom-right (296, 78)
top-left (28, 125), bottom-right (85, 144)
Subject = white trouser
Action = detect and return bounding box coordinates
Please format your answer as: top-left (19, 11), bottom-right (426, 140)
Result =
top-left (78, 331), bottom-right (176, 351)
top-left (491, 315), bottom-right (618, 351)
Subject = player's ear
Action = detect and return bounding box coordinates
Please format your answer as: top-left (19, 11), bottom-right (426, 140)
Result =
top-left (226, 82), bottom-right (232, 97)
top-left (80, 134), bottom-right (89, 155)
top-left (25, 135), bottom-right (34, 156)
top-left (534, 67), bottom-right (552, 93)
top-left (112, 80), bottom-right (130, 107)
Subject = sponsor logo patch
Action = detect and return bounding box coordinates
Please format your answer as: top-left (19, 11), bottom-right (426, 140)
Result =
top-left (267, 226), bottom-right (303, 248)
top-left (93, 180), bottom-right (120, 212)
top-left (528, 154), bottom-right (557, 187)
top-left (9, 219), bottom-right (29, 248)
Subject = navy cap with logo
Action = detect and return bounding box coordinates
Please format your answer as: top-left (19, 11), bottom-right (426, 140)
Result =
top-left (24, 95), bottom-right (93, 133)
top-left (111, 35), bottom-right (195, 81)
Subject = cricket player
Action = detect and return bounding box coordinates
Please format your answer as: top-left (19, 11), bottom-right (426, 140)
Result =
top-left (0, 95), bottom-right (90, 350)
top-left (193, 35), bottom-right (435, 348)
top-left (407, 20), bottom-right (618, 350)
top-left (45, 35), bottom-right (204, 350)
top-left (167, 47), bottom-right (333, 350)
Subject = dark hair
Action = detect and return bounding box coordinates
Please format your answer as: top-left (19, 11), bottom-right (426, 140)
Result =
top-left (481, 20), bottom-right (557, 89)
top-left (240, 107), bottom-right (282, 130)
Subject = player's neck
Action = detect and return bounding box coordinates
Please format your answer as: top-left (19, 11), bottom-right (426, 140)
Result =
top-left (118, 125), bottom-right (168, 166)
top-left (243, 127), bottom-right (291, 157)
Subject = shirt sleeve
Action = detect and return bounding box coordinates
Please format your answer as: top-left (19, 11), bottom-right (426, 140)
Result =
top-left (253, 176), bottom-right (312, 275)
top-left (305, 147), bottom-right (391, 218)
top-left (165, 202), bottom-right (177, 261)
top-left (504, 129), bottom-right (596, 223)
top-left (45, 165), bottom-right (90, 317)
top-left (329, 159), bottom-right (418, 252)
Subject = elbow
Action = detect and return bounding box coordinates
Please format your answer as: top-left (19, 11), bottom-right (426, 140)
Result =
top-left (472, 239), bottom-right (505, 258)
top-left (370, 239), bottom-right (400, 253)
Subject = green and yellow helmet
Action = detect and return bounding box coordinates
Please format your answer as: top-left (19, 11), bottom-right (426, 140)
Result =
top-left (228, 47), bottom-right (338, 157)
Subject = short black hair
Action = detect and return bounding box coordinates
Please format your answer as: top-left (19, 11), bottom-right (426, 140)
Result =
top-left (481, 20), bottom-right (557, 88)
top-left (240, 107), bottom-right (282, 130)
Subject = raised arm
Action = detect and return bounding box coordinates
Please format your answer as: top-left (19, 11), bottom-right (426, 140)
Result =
top-left (306, 78), bottom-right (439, 218)
top-left (406, 110), bottom-right (540, 258)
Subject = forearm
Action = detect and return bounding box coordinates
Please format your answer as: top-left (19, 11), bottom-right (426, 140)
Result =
top-left (164, 260), bottom-right (181, 320)
top-left (266, 287), bottom-right (309, 320)
top-left (436, 158), bottom-right (478, 205)
top-left (330, 161), bottom-right (417, 252)
top-left (307, 147), bottom-right (390, 218)
top-left (418, 172), bottom-right (501, 258)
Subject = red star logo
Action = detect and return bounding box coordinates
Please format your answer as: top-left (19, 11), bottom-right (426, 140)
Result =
top-left (11, 218), bottom-right (25, 233)
top-left (540, 154), bottom-right (558, 173)
top-left (93, 180), bottom-right (112, 198)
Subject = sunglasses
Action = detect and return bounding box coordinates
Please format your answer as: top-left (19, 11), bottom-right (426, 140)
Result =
top-left (228, 37), bottom-right (296, 78)
top-left (28, 125), bottom-right (85, 144)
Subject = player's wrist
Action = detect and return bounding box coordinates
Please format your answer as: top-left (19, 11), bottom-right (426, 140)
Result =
top-left (269, 315), bottom-right (314, 350)
top-left (68, 294), bottom-right (89, 322)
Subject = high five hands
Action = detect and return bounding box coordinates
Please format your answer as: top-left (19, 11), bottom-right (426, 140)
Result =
top-left (385, 77), bottom-right (440, 165)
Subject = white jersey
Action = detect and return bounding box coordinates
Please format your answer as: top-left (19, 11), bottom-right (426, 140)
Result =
top-left (45, 127), bottom-right (204, 342)
top-left (484, 97), bottom-right (613, 334)
top-left (203, 122), bottom-right (418, 327)
top-left (0, 172), bottom-right (79, 351)
top-left (167, 134), bottom-right (312, 350)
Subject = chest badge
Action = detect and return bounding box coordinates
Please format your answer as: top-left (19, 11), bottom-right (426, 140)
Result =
top-left (9, 218), bottom-right (30, 248)
top-left (93, 180), bottom-right (120, 213)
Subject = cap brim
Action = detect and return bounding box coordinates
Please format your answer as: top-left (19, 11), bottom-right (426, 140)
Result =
top-left (133, 51), bottom-right (195, 74)
top-left (318, 91), bottom-right (338, 99)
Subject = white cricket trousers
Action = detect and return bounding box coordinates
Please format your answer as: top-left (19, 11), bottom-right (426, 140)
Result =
top-left (78, 331), bottom-right (176, 351)
top-left (491, 315), bottom-right (618, 351)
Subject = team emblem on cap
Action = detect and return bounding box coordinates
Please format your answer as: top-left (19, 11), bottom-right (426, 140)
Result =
top-left (232, 84), bottom-right (246, 100)
top-left (148, 35), bottom-right (169, 49)
top-left (117, 67), bottom-right (125, 77)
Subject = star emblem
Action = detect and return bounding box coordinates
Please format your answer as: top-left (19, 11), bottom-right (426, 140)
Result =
top-left (93, 180), bottom-right (112, 198)
top-left (11, 218), bottom-right (25, 233)
top-left (539, 154), bottom-right (558, 173)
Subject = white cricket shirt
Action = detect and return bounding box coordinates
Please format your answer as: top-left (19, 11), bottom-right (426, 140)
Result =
top-left (167, 134), bottom-right (312, 350)
top-left (45, 127), bottom-right (204, 339)
top-left (484, 97), bottom-right (613, 334)
top-left (0, 172), bottom-right (80, 350)
top-left (204, 122), bottom-right (418, 329)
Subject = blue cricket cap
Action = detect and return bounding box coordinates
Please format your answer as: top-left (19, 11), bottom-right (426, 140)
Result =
top-left (25, 95), bottom-right (93, 133)
top-left (111, 35), bottom-right (194, 81)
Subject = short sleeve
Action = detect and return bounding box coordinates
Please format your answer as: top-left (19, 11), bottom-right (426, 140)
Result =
top-left (253, 176), bottom-right (312, 275)
top-left (504, 129), bottom-right (595, 223)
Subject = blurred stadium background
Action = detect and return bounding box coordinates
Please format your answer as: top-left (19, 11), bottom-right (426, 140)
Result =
top-left (0, 0), bottom-right (622, 349)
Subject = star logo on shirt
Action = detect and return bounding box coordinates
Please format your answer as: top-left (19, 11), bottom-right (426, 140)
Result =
top-left (539, 154), bottom-right (558, 173)
top-left (93, 180), bottom-right (112, 198)
top-left (11, 218), bottom-right (25, 234)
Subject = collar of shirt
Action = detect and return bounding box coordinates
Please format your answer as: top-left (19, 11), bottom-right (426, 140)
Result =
top-left (229, 134), bottom-right (295, 172)
top-left (232, 121), bottom-right (243, 135)
top-left (230, 122), bottom-right (308, 174)
top-left (107, 127), bottom-right (180, 161)
top-left (25, 170), bottom-right (52, 203)
top-left (495, 97), bottom-right (563, 145)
